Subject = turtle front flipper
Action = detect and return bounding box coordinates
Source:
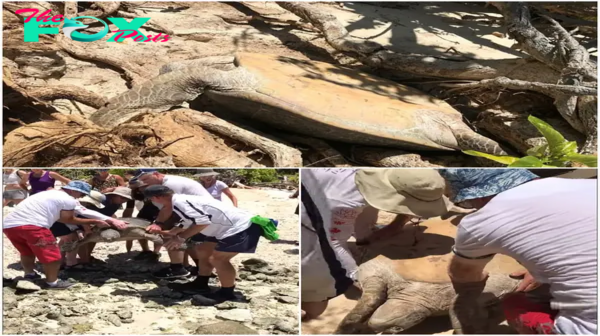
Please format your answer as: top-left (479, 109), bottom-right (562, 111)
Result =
top-left (335, 275), bottom-right (388, 334)
top-left (89, 60), bottom-right (258, 128)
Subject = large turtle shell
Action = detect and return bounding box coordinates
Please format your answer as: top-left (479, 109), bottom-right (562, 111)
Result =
top-left (204, 53), bottom-right (464, 151)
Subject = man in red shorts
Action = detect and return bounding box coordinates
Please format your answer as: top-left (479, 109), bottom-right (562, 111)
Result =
top-left (3, 181), bottom-right (109, 289)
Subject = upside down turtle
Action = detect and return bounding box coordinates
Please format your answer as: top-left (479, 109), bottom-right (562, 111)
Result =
top-left (90, 53), bottom-right (507, 155)
top-left (333, 217), bottom-right (526, 334)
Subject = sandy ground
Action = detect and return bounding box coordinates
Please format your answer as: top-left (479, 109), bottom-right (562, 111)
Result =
top-left (3, 187), bottom-right (300, 335)
top-left (301, 214), bottom-right (522, 335)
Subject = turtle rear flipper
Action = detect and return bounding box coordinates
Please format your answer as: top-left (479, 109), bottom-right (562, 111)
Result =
top-left (453, 127), bottom-right (508, 156)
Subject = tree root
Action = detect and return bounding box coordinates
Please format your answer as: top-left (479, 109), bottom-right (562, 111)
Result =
top-left (276, 2), bottom-right (563, 84)
top-left (176, 109), bottom-right (303, 168)
top-left (27, 85), bottom-right (108, 109)
top-left (440, 76), bottom-right (597, 97)
top-left (2, 110), bottom-right (273, 167)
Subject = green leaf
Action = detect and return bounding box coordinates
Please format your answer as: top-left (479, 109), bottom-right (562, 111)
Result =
top-left (561, 141), bottom-right (579, 155)
top-left (563, 153), bottom-right (598, 167)
top-left (526, 144), bottom-right (548, 158)
top-left (507, 156), bottom-right (547, 167)
top-left (528, 115), bottom-right (569, 157)
top-left (462, 150), bottom-right (519, 165)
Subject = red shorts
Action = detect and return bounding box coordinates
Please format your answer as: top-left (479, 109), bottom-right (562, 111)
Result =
top-left (3, 225), bottom-right (62, 263)
top-left (503, 292), bottom-right (558, 334)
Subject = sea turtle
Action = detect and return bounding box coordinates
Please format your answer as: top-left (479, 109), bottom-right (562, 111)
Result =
top-left (330, 217), bottom-right (525, 334)
top-left (60, 217), bottom-right (189, 252)
top-left (89, 53), bottom-right (507, 155)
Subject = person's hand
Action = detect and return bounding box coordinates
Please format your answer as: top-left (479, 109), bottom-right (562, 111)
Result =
top-left (94, 220), bottom-right (110, 228)
top-left (146, 224), bottom-right (163, 233)
top-left (101, 187), bottom-right (116, 193)
top-left (107, 219), bottom-right (128, 230)
top-left (76, 231), bottom-right (85, 240)
top-left (164, 235), bottom-right (185, 249)
top-left (510, 269), bottom-right (542, 292)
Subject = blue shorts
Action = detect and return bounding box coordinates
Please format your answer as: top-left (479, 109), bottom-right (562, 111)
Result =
top-left (189, 224), bottom-right (262, 253)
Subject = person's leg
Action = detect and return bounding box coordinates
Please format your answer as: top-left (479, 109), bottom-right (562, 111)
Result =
top-left (138, 239), bottom-right (150, 251)
top-left (60, 233), bottom-right (79, 266)
top-left (196, 242), bottom-right (216, 276)
top-left (4, 227), bottom-right (37, 275)
top-left (78, 245), bottom-right (90, 264)
top-left (126, 240), bottom-right (133, 252)
top-left (152, 250), bottom-right (189, 278)
top-left (183, 250), bottom-right (190, 267)
top-left (210, 251), bottom-right (238, 288)
top-left (168, 238), bottom-right (216, 292)
top-left (23, 226), bottom-right (71, 288)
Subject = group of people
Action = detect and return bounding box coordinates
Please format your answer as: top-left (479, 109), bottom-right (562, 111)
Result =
top-left (301, 168), bottom-right (596, 335)
top-left (3, 168), bottom-right (279, 305)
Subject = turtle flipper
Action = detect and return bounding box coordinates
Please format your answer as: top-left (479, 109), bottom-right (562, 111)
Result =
top-left (368, 296), bottom-right (430, 333)
top-left (335, 276), bottom-right (387, 334)
top-left (453, 128), bottom-right (508, 156)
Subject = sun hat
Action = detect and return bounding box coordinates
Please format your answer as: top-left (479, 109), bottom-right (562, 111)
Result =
top-left (194, 169), bottom-right (220, 177)
top-left (62, 181), bottom-right (92, 195)
top-left (354, 169), bottom-right (453, 218)
top-left (79, 190), bottom-right (106, 209)
top-left (438, 169), bottom-right (539, 203)
top-left (142, 185), bottom-right (173, 198)
top-left (105, 187), bottom-right (133, 200)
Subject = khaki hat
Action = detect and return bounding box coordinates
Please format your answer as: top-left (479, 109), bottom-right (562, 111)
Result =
top-left (354, 169), bottom-right (452, 218)
top-left (105, 187), bottom-right (133, 200)
top-left (79, 190), bottom-right (106, 209)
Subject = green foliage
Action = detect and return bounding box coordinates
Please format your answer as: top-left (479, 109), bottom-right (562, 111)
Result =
top-left (464, 115), bottom-right (597, 167)
top-left (235, 169), bottom-right (280, 183)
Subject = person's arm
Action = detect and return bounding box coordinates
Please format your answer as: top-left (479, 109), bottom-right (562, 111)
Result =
top-left (447, 224), bottom-right (497, 334)
top-left (162, 199), bottom-right (211, 249)
top-left (49, 171), bottom-right (71, 185)
top-left (17, 171), bottom-right (29, 190)
top-left (222, 188), bottom-right (238, 207)
top-left (327, 206), bottom-right (364, 281)
top-left (59, 210), bottom-right (108, 227)
top-left (75, 203), bottom-right (129, 229)
top-left (114, 175), bottom-right (126, 186)
top-left (20, 172), bottom-right (30, 191)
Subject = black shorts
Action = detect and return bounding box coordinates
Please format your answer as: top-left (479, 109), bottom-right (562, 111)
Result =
top-left (189, 224), bottom-right (262, 253)
top-left (50, 222), bottom-right (82, 238)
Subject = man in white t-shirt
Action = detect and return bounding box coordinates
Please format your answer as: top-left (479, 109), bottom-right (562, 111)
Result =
top-left (143, 185), bottom-right (271, 305)
top-left (439, 169), bottom-right (597, 335)
top-left (134, 170), bottom-right (213, 279)
top-left (3, 181), bottom-right (110, 289)
top-left (301, 168), bottom-right (453, 319)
